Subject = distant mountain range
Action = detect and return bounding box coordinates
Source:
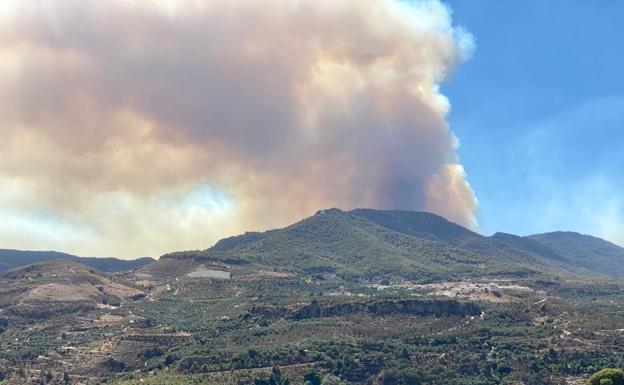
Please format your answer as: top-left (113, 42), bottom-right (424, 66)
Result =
top-left (0, 249), bottom-right (154, 273)
top-left (4, 208), bottom-right (623, 282)
top-left (164, 208), bottom-right (624, 282)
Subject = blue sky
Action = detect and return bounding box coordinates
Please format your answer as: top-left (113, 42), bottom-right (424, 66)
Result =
top-left (442, 0), bottom-right (624, 243)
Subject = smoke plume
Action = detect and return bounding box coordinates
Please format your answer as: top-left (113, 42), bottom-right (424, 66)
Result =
top-left (0, 0), bottom-right (477, 257)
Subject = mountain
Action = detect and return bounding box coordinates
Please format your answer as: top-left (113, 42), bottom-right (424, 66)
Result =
top-left (0, 249), bottom-right (154, 273)
top-left (349, 209), bottom-right (566, 272)
top-left (527, 231), bottom-right (624, 278)
top-left (164, 208), bottom-right (484, 281)
top-left (206, 208), bottom-right (491, 281)
top-left (490, 232), bottom-right (572, 263)
top-left (162, 208), bottom-right (624, 282)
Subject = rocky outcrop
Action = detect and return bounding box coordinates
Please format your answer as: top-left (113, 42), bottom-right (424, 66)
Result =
top-left (252, 298), bottom-right (481, 320)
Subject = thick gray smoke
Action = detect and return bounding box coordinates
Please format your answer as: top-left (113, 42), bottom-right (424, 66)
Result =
top-left (0, 0), bottom-right (477, 257)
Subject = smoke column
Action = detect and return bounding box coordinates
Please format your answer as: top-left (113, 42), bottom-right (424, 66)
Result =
top-left (0, 0), bottom-right (477, 257)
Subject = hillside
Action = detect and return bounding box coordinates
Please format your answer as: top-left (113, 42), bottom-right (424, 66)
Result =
top-left (349, 209), bottom-right (573, 273)
top-left (0, 249), bottom-right (154, 273)
top-left (349, 208), bottom-right (478, 244)
top-left (528, 231), bottom-right (624, 278)
top-left (161, 208), bottom-right (624, 281)
top-left (0, 259), bottom-right (144, 310)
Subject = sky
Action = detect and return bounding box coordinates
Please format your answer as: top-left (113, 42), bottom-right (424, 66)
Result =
top-left (442, 0), bottom-right (624, 244)
top-left (0, 0), bottom-right (622, 258)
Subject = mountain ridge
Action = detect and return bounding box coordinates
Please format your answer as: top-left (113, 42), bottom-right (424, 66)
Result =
top-left (5, 209), bottom-right (623, 281)
top-left (161, 208), bottom-right (624, 281)
top-left (0, 249), bottom-right (154, 273)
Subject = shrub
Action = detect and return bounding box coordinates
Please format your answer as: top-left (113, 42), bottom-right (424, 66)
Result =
top-left (304, 369), bottom-right (323, 385)
top-left (588, 369), bottom-right (624, 385)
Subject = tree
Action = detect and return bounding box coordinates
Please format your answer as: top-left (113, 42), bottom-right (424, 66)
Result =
top-left (588, 369), bottom-right (624, 385)
top-left (164, 354), bottom-right (175, 366)
top-left (304, 369), bottom-right (322, 385)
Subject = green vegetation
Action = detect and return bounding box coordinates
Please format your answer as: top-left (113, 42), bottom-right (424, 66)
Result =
top-left (588, 368), bottom-right (624, 385)
top-left (529, 232), bottom-right (624, 278)
top-left (102, 275), bottom-right (624, 385)
top-left (167, 209), bottom-right (624, 282)
top-left (173, 208), bottom-right (494, 281)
